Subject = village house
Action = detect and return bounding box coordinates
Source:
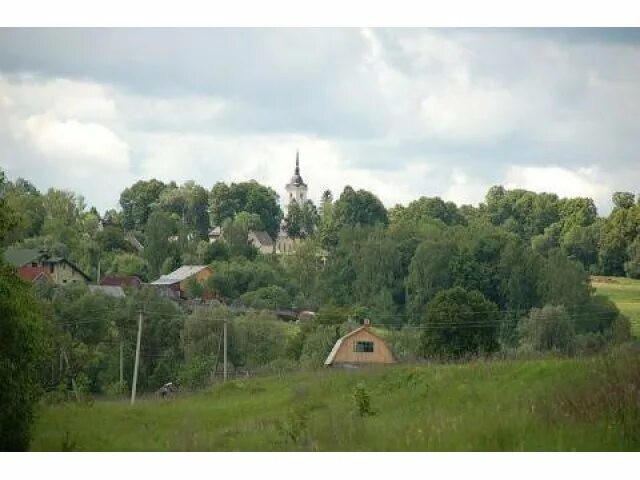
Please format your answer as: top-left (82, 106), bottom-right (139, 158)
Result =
top-left (150, 265), bottom-right (213, 299)
top-left (100, 275), bottom-right (143, 290)
top-left (324, 319), bottom-right (396, 367)
top-left (4, 248), bottom-right (90, 285)
top-left (15, 265), bottom-right (52, 284)
top-left (248, 231), bottom-right (275, 254)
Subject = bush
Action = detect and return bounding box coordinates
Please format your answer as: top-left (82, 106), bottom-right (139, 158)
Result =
top-left (352, 382), bottom-right (375, 417)
top-left (0, 260), bottom-right (48, 450)
top-left (178, 355), bottom-right (216, 390)
top-left (384, 327), bottom-right (422, 362)
top-left (420, 287), bottom-right (500, 359)
top-left (517, 305), bottom-right (575, 355)
top-left (239, 285), bottom-right (291, 310)
top-left (230, 314), bottom-right (290, 369)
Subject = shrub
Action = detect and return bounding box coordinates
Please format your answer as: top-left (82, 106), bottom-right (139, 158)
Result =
top-left (239, 285), bottom-right (291, 310)
top-left (0, 261), bottom-right (48, 451)
top-left (178, 355), bottom-right (216, 390)
top-left (352, 382), bottom-right (375, 417)
top-left (420, 287), bottom-right (500, 359)
top-left (517, 305), bottom-right (575, 354)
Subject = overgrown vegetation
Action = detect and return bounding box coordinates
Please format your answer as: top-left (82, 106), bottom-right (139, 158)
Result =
top-left (2, 166), bottom-right (640, 450)
top-left (31, 349), bottom-right (640, 451)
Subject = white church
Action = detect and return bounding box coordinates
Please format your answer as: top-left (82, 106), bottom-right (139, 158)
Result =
top-left (208, 150), bottom-right (310, 255)
top-left (276, 150), bottom-right (308, 254)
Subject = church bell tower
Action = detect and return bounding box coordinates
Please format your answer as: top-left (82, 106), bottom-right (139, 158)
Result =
top-left (285, 150), bottom-right (308, 211)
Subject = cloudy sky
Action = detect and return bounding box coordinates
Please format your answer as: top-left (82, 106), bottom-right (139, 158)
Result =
top-left (0, 28), bottom-right (639, 214)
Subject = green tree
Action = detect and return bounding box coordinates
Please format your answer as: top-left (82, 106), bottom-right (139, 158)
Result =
top-left (1, 177), bottom-right (45, 243)
top-left (407, 235), bottom-right (459, 322)
top-left (420, 287), bottom-right (500, 358)
top-left (612, 191), bottom-right (635, 210)
top-left (109, 253), bottom-right (150, 280)
top-left (390, 196), bottom-right (466, 226)
top-left (209, 181), bottom-right (282, 238)
top-left (333, 186), bottom-right (388, 229)
top-left (240, 285), bottom-right (292, 310)
top-left (144, 210), bottom-right (176, 279)
top-left (624, 237), bottom-right (640, 279)
top-left (537, 249), bottom-right (592, 314)
top-left (119, 179), bottom-right (166, 231)
top-left (517, 305), bottom-right (575, 354)
top-left (0, 261), bottom-right (48, 450)
top-left (157, 181), bottom-right (210, 239)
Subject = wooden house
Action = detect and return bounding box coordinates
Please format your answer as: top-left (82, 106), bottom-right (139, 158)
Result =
top-left (150, 265), bottom-right (213, 299)
top-left (4, 248), bottom-right (90, 285)
top-left (324, 319), bottom-right (395, 367)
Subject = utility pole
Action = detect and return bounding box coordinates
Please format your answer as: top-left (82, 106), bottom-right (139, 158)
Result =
top-left (131, 310), bottom-right (143, 405)
top-left (119, 339), bottom-right (124, 387)
top-left (62, 350), bottom-right (79, 401)
top-left (223, 317), bottom-right (228, 383)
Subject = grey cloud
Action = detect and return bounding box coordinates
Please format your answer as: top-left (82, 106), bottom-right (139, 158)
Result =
top-left (1, 28), bottom-right (640, 214)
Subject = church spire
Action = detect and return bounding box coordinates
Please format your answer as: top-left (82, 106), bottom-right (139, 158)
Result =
top-left (295, 150), bottom-right (300, 175)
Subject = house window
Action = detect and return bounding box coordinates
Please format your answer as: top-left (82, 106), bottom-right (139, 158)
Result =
top-left (49, 264), bottom-right (54, 273)
top-left (31, 262), bottom-right (37, 267)
top-left (354, 341), bottom-right (374, 353)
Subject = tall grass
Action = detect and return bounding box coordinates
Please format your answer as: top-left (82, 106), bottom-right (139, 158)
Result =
top-left (31, 350), bottom-right (640, 451)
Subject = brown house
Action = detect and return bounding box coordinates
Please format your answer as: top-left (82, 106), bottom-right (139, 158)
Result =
top-left (100, 275), bottom-right (142, 290)
top-left (150, 265), bottom-right (213, 299)
top-left (324, 320), bottom-right (395, 367)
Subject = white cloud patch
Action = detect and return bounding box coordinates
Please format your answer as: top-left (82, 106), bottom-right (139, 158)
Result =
top-left (504, 165), bottom-right (612, 208)
top-left (443, 167), bottom-right (492, 206)
top-left (18, 113), bottom-right (129, 174)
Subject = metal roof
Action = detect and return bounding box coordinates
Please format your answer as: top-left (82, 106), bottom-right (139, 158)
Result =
top-left (3, 248), bottom-right (44, 267)
top-left (150, 265), bottom-right (209, 285)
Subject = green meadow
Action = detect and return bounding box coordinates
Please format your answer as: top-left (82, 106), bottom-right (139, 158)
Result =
top-left (592, 276), bottom-right (640, 337)
top-left (31, 350), bottom-right (640, 452)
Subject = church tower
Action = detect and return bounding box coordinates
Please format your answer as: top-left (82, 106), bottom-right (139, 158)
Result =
top-left (285, 150), bottom-right (308, 211)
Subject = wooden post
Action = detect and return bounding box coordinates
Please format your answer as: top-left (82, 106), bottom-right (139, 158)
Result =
top-left (119, 339), bottom-right (124, 387)
top-left (223, 317), bottom-right (228, 383)
top-left (131, 311), bottom-right (143, 405)
top-left (62, 350), bottom-right (79, 401)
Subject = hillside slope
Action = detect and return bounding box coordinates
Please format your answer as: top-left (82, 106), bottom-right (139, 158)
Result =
top-left (32, 352), bottom-right (639, 451)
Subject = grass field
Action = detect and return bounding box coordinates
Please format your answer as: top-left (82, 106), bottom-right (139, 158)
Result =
top-left (31, 351), bottom-right (640, 451)
top-left (592, 276), bottom-right (640, 337)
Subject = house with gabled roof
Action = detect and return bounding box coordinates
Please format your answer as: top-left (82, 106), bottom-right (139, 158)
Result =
top-left (324, 319), bottom-right (395, 367)
top-left (4, 248), bottom-right (90, 285)
top-left (16, 265), bottom-right (52, 284)
top-left (100, 275), bottom-right (142, 290)
top-left (248, 230), bottom-right (275, 255)
top-left (150, 265), bottom-right (213, 299)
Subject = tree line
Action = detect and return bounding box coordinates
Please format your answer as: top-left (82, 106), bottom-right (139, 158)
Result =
top-left (1, 166), bottom-right (637, 449)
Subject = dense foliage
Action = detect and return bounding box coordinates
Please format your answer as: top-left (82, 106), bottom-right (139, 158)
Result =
top-left (0, 174), bottom-right (48, 450)
top-left (1, 165), bottom-right (637, 402)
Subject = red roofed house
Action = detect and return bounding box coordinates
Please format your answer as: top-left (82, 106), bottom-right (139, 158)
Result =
top-left (100, 275), bottom-right (143, 290)
top-left (16, 266), bottom-right (52, 284)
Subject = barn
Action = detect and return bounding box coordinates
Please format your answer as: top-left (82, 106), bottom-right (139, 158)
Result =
top-left (324, 319), bottom-right (395, 367)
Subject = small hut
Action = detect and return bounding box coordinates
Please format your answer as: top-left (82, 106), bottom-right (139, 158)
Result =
top-left (324, 319), bottom-right (395, 367)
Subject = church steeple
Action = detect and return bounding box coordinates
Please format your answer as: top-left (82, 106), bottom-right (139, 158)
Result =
top-left (287, 150), bottom-right (306, 188)
top-left (285, 149), bottom-right (308, 210)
